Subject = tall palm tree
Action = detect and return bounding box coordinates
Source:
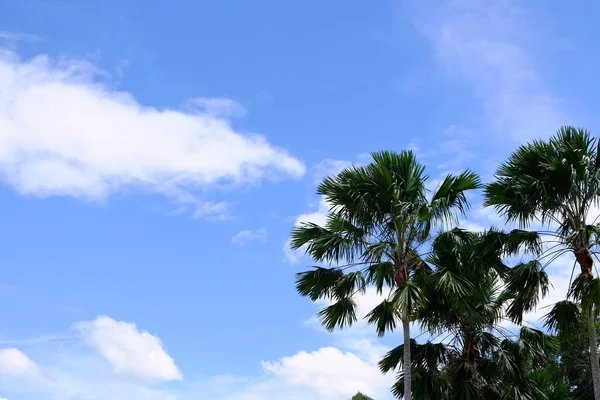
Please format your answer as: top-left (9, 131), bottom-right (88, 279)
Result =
top-left (379, 229), bottom-right (553, 399)
top-left (484, 126), bottom-right (600, 398)
top-left (291, 150), bottom-right (480, 399)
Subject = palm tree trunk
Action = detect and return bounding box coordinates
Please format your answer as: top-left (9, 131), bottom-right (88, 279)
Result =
top-left (402, 316), bottom-right (412, 400)
top-left (577, 247), bottom-right (600, 399)
top-left (588, 309), bottom-right (600, 400)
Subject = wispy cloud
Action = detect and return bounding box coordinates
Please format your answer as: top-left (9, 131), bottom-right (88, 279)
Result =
top-left (312, 159), bottom-right (351, 184)
top-left (404, 1), bottom-right (574, 327)
top-left (411, 0), bottom-right (567, 142)
top-left (0, 32), bottom-right (39, 41)
top-left (0, 335), bottom-right (76, 346)
top-left (185, 97), bottom-right (247, 118)
top-left (0, 283), bottom-right (18, 297)
top-left (231, 228), bottom-right (268, 246)
top-left (0, 32), bottom-right (40, 49)
top-left (407, 125), bottom-right (476, 177)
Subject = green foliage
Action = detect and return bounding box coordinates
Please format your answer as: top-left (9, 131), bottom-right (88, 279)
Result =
top-left (292, 151), bottom-right (480, 400)
top-left (530, 312), bottom-right (600, 400)
top-left (544, 300), bottom-right (581, 333)
top-left (351, 393), bottom-right (375, 400)
top-left (502, 260), bottom-right (549, 324)
top-left (528, 362), bottom-right (571, 400)
top-left (381, 229), bottom-right (557, 400)
top-left (293, 150), bottom-right (480, 335)
top-left (555, 312), bottom-right (599, 399)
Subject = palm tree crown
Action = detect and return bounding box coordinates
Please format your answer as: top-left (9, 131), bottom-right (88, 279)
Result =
top-left (484, 126), bottom-right (600, 399)
top-left (485, 126), bottom-right (600, 278)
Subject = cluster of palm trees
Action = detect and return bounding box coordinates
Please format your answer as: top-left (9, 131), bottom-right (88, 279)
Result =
top-left (291, 127), bottom-right (600, 399)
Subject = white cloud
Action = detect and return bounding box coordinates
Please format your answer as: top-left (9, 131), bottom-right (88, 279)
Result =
top-left (0, 49), bottom-right (304, 218)
top-left (76, 316), bottom-right (182, 382)
top-left (459, 220), bottom-right (486, 233)
top-left (336, 337), bottom-right (390, 365)
top-left (231, 228), bottom-right (268, 245)
top-left (0, 348), bottom-right (38, 376)
top-left (262, 346), bottom-right (392, 398)
top-left (312, 159), bottom-right (351, 184)
top-left (413, 0), bottom-right (566, 142)
top-left (294, 197), bottom-right (330, 228)
top-left (471, 205), bottom-right (506, 228)
top-left (587, 204), bottom-right (600, 225)
top-left (0, 316), bottom-right (396, 400)
top-left (457, 203), bottom-right (508, 233)
top-left (282, 240), bottom-right (303, 264)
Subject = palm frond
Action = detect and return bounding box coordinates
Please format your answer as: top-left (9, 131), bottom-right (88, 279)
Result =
top-left (428, 171), bottom-right (481, 226)
top-left (481, 228), bottom-right (543, 257)
top-left (290, 214), bottom-right (366, 263)
top-left (432, 228), bottom-right (478, 251)
top-left (391, 280), bottom-right (427, 314)
top-left (379, 340), bottom-right (416, 373)
top-left (295, 267), bottom-right (344, 301)
top-left (543, 300), bottom-right (581, 334)
top-left (502, 260), bottom-right (549, 324)
top-left (332, 271), bottom-right (366, 299)
top-left (518, 327), bottom-right (557, 367)
top-left (431, 269), bottom-right (474, 298)
top-left (365, 299), bottom-right (401, 337)
top-left (385, 342), bottom-right (451, 400)
top-left (317, 296), bottom-right (357, 331)
top-left (364, 261), bottom-right (395, 294)
top-left (412, 342), bottom-right (450, 370)
top-left (472, 330), bottom-right (500, 354)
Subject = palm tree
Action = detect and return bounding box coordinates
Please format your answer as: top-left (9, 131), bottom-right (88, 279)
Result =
top-left (291, 150), bottom-right (480, 399)
top-left (484, 126), bottom-right (600, 398)
top-left (379, 229), bottom-right (554, 399)
top-left (351, 393), bottom-right (375, 400)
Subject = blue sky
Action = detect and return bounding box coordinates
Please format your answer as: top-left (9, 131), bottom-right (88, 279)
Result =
top-left (0, 0), bottom-right (598, 399)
